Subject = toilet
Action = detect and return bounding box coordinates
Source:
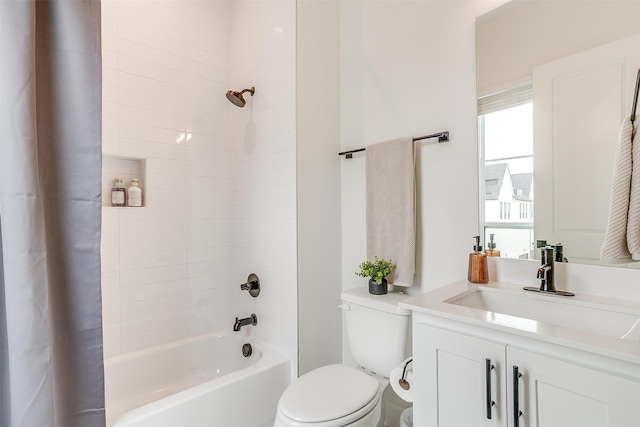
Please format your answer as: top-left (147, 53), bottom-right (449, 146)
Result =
top-left (275, 287), bottom-right (412, 427)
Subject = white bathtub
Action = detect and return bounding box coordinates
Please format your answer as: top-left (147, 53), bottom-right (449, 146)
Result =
top-left (105, 331), bottom-right (290, 427)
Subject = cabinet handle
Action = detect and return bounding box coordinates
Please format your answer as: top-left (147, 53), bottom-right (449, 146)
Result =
top-left (485, 358), bottom-right (495, 419)
top-left (513, 365), bottom-right (523, 427)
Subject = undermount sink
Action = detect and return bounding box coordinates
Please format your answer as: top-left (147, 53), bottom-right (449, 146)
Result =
top-left (445, 287), bottom-right (640, 342)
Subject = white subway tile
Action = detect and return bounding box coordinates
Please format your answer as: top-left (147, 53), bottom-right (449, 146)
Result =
top-left (119, 88), bottom-right (185, 115)
top-left (102, 304), bottom-right (121, 325)
top-left (120, 321), bottom-right (187, 354)
top-left (101, 253), bottom-right (120, 273)
top-left (102, 337), bottom-right (121, 359)
top-left (118, 38), bottom-right (185, 73)
top-left (120, 235), bottom-right (187, 254)
top-left (120, 280), bottom-right (187, 304)
top-left (118, 122), bottom-right (184, 146)
top-left (118, 138), bottom-right (186, 160)
top-left (121, 294), bottom-right (187, 320)
top-left (102, 32), bottom-right (118, 54)
top-left (119, 249), bottom-right (187, 271)
top-left (145, 188), bottom-right (187, 206)
top-left (102, 270), bottom-right (120, 291)
top-left (187, 232), bottom-right (232, 250)
top-left (118, 204), bottom-right (187, 222)
top-left (120, 264), bottom-right (187, 287)
top-left (121, 309), bottom-right (188, 336)
top-left (120, 104), bottom-right (185, 131)
top-left (147, 158), bottom-right (186, 176)
top-left (119, 219), bottom-right (186, 238)
top-left (101, 287), bottom-right (120, 308)
top-left (103, 119), bottom-right (118, 138)
top-left (118, 21), bottom-right (186, 59)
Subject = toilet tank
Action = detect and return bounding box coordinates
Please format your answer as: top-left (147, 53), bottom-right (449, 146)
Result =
top-left (341, 287), bottom-right (412, 377)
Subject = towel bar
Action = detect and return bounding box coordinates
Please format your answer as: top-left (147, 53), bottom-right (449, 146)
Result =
top-left (338, 131), bottom-right (449, 159)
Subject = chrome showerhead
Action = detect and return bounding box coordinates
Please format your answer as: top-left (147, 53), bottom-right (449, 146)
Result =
top-left (226, 87), bottom-right (255, 108)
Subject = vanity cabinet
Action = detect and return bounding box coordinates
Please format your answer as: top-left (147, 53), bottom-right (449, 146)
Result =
top-left (414, 322), bottom-right (640, 427)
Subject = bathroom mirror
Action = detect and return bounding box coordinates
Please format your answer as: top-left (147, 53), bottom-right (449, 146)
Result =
top-left (476, 0), bottom-right (640, 266)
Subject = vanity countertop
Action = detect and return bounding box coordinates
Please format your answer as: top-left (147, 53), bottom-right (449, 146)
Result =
top-left (401, 280), bottom-right (640, 365)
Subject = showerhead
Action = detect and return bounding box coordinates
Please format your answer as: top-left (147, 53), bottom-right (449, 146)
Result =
top-left (226, 87), bottom-right (255, 108)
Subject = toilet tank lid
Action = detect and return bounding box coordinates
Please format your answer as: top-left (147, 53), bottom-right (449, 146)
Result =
top-left (341, 287), bottom-right (411, 315)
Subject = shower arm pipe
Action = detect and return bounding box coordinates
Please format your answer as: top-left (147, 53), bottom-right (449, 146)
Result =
top-left (338, 131), bottom-right (449, 159)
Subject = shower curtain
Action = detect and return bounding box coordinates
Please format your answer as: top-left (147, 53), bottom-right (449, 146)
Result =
top-left (0, 1), bottom-right (105, 426)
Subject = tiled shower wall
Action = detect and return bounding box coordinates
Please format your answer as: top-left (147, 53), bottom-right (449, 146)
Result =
top-left (100, 0), bottom-right (297, 370)
top-left (228, 0), bottom-right (297, 372)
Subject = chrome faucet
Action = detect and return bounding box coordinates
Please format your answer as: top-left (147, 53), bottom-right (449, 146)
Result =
top-left (233, 314), bottom-right (257, 331)
top-left (524, 246), bottom-right (574, 296)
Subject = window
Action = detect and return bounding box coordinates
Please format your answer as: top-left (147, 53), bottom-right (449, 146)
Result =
top-left (478, 84), bottom-right (534, 259)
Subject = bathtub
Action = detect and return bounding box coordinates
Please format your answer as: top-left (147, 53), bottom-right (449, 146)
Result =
top-left (105, 331), bottom-right (290, 427)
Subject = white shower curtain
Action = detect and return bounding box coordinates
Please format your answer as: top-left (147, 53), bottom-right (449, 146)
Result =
top-left (0, 1), bottom-right (105, 426)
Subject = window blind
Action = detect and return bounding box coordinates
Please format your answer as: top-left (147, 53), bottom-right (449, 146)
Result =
top-left (477, 83), bottom-right (533, 116)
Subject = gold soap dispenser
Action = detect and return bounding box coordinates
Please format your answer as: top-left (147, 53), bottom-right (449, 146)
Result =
top-left (485, 234), bottom-right (501, 257)
top-left (468, 236), bottom-right (489, 284)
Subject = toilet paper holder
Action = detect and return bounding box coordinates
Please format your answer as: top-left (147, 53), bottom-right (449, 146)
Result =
top-left (398, 358), bottom-right (413, 390)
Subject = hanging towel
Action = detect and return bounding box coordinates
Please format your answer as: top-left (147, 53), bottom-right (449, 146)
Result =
top-left (600, 119), bottom-right (634, 261)
top-left (366, 137), bottom-right (415, 287)
top-left (627, 120), bottom-right (640, 260)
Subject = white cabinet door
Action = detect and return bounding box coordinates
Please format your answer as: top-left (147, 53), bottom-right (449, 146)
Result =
top-left (413, 324), bottom-right (508, 427)
top-left (508, 347), bottom-right (640, 427)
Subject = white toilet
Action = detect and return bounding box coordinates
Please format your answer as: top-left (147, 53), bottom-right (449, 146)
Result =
top-left (275, 287), bottom-right (411, 427)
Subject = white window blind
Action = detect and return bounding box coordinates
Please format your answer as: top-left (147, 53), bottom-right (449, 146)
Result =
top-left (477, 83), bottom-right (533, 116)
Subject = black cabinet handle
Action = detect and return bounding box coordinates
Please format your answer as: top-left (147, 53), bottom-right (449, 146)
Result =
top-left (485, 358), bottom-right (495, 419)
top-left (513, 365), bottom-right (523, 427)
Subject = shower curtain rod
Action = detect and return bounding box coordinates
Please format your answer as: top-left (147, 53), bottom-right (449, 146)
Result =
top-left (632, 68), bottom-right (640, 124)
top-left (338, 131), bottom-right (449, 159)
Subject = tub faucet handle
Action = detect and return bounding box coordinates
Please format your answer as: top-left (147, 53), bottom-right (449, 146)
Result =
top-left (240, 273), bottom-right (260, 297)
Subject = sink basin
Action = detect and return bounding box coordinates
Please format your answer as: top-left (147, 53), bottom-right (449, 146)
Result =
top-left (445, 288), bottom-right (640, 341)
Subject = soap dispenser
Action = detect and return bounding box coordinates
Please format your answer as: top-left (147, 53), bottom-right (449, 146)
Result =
top-left (468, 236), bottom-right (489, 284)
top-left (485, 234), bottom-right (501, 257)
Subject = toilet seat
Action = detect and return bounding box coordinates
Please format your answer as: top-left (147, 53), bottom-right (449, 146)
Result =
top-left (276, 364), bottom-right (382, 426)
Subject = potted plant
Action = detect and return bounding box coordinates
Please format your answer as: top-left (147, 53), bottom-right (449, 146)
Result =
top-left (355, 257), bottom-right (396, 295)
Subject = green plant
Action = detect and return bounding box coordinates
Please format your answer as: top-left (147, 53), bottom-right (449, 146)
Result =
top-left (355, 257), bottom-right (396, 284)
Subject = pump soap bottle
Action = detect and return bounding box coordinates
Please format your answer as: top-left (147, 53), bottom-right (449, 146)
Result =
top-left (468, 236), bottom-right (489, 284)
top-left (485, 234), bottom-right (501, 257)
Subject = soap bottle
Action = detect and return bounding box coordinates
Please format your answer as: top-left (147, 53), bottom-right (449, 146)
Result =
top-left (468, 236), bottom-right (489, 284)
top-left (127, 178), bottom-right (142, 207)
top-left (485, 234), bottom-right (501, 257)
top-left (111, 178), bottom-right (126, 207)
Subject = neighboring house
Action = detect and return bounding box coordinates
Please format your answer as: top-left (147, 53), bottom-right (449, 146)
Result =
top-left (485, 163), bottom-right (533, 223)
top-left (511, 172), bottom-right (534, 222)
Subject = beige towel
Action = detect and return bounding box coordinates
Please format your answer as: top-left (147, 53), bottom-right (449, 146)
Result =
top-left (628, 120), bottom-right (640, 260)
top-left (366, 137), bottom-right (415, 287)
top-left (601, 119), bottom-right (633, 261)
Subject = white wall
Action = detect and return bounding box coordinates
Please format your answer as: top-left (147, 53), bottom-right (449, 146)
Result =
top-left (296, 0), bottom-right (343, 376)
top-left (477, 0), bottom-right (640, 94)
top-left (340, 1), bottom-right (504, 303)
top-left (101, 0), bottom-right (297, 370)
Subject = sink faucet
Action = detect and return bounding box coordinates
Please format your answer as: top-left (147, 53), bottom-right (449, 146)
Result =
top-left (525, 246), bottom-right (575, 296)
top-left (537, 246), bottom-right (556, 292)
top-left (233, 314), bottom-right (257, 331)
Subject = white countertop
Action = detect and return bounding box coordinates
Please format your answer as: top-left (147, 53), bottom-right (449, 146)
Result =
top-left (401, 280), bottom-right (640, 365)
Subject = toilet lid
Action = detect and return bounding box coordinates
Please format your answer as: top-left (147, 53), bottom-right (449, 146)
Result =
top-left (278, 364), bottom-right (379, 423)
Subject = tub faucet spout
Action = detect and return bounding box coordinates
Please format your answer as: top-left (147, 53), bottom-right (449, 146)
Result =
top-left (234, 314), bottom-right (257, 331)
